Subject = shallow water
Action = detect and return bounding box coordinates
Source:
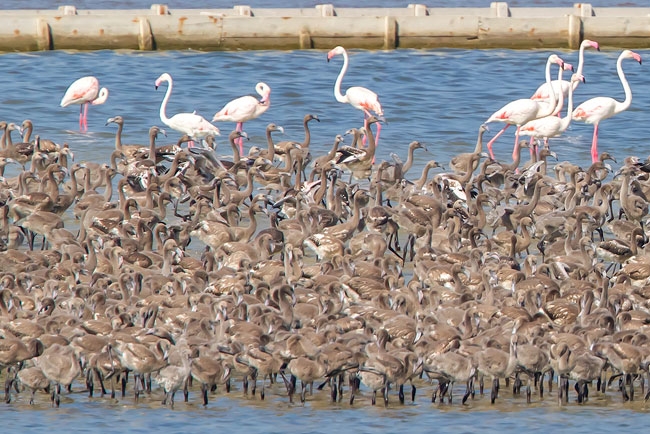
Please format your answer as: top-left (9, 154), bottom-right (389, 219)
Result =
top-left (1, 11), bottom-right (650, 432)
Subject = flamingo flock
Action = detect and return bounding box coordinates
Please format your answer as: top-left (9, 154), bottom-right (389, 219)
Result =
top-left (1, 43), bottom-right (648, 411)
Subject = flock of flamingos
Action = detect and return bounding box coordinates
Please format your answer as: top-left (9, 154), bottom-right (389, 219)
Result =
top-left (1, 42), bottom-right (650, 410)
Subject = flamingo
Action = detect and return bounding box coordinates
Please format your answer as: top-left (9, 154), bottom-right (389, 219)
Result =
top-left (154, 73), bottom-right (220, 148)
top-left (520, 73), bottom-right (585, 151)
top-left (60, 76), bottom-right (108, 132)
top-left (327, 46), bottom-right (385, 148)
top-left (211, 82), bottom-right (271, 155)
top-left (573, 50), bottom-right (642, 163)
top-left (531, 39), bottom-right (600, 114)
top-left (485, 54), bottom-right (565, 161)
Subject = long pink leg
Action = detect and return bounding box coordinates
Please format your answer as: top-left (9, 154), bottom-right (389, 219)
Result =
top-left (511, 125), bottom-right (522, 162)
top-left (486, 124), bottom-right (511, 160)
top-left (83, 104), bottom-right (89, 131)
top-left (236, 122), bottom-right (244, 155)
top-left (79, 105), bottom-right (84, 131)
top-left (591, 123), bottom-right (599, 163)
top-left (372, 122), bottom-right (381, 164)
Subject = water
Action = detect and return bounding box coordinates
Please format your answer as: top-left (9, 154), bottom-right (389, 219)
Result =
top-left (2, 3), bottom-right (650, 431)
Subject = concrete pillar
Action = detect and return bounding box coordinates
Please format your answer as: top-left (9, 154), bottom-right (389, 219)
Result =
top-left (408, 4), bottom-right (429, 16)
top-left (384, 16), bottom-right (397, 49)
top-left (574, 3), bottom-right (594, 17)
top-left (490, 2), bottom-right (510, 18)
top-left (316, 4), bottom-right (336, 17)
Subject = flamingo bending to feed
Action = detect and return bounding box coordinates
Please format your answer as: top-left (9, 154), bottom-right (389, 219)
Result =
top-left (531, 39), bottom-right (599, 113)
top-left (520, 73), bottom-right (585, 151)
top-left (485, 54), bottom-right (565, 161)
top-left (60, 76), bottom-right (108, 132)
top-left (212, 82), bottom-right (271, 155)
top-left (327, 46), bottom-right (385, 148)
top-left (154, 73), bottom-right (220, 148)
top-left (572, 49), bottom-right (642, 163)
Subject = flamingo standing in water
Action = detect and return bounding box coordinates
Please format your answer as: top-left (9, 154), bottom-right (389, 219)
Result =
top-left (154, 73), bottom-right (220, 147)
top-left (572, 49), bottom-right (642, 163)
top-left (520, 73), bottom-right (585, 150)
top-left (211, 82), bottom-right (271, 155)
top-left (60, 76), bottom-right (108, 132)
top-left (327, 46), bottom-right (385, 149)
top-left (531, 39), bottom-right (600, 114)
top-left (485, 54), bottom-right (565, 161)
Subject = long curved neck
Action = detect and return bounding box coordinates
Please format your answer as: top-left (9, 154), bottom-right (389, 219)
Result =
top-left (266, 129), bottom-right (276, 161)
top-left (576, 43), bottom-right (587, 77)
top-left (540, 57), bottom-right (557, 117)
top-left (403, 144), bottom-right (416, 174)
top-left (229, 136), bottom-right (241, 163)
top-left (334, 51), bottom-right (349, 104)
top-left (114, 122), bottom-right (123, 151)
top-left (301, 118), bottom-right (311, 148)
top-left (615, 55), bottom-right (633, 114)
top-left (159, 78), bottom-right (172, 125)
top-left (552, 66), bottom-right (566, 116)
top-left (559, 77), bottom-right (576, 131)
top-left (23, 124), bottom-right (32, 143)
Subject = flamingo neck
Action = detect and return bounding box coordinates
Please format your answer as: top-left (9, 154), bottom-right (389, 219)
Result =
top-left (333, 50), bottom-right (350, 104)
top-left (159, 77), bottom-right (172, 125)
top-left (559, 78), bottom-right (576, 132)
top-left (551, 66), bottom-right (566, 116)
top-left (114, 121), bottom-right (123, 150)
top-left (615, 54), bottom-right (633, 115)
top-left (92, 88), bottom-right (109, 106)
top-left (539, 56), bottom-right (558, 118)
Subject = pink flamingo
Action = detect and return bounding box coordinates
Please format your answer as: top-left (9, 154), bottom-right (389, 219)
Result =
top-left (211, 82), bottom-right (271, 155)
top-left (572, 49), bottom-right (642, 163)
top-left (485, 54), bottom-right (565, 161)
top-left (60, 76), bottom-right (108, 132)
top-left (154, 73), bottom-right (220, 147)
top-left (327, 46), bottom-right (385, 149)
top-left (520, 73), bottom-right (585, 150)
top-left (531, 39), bottom-right (599, 114)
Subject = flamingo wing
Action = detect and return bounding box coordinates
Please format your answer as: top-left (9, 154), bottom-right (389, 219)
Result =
top-left (167, 112), bottom-right (220, 138)
top-left (60, 76), bottom-right (99, 107)
top-left (212, 95), bottom-right (261, 123)
top-left (345, 86), bottom-right (383, 117)
top-left (487, 99), bottom-right (540, 125)
top-left (573, 97), bottom-right (617, 124)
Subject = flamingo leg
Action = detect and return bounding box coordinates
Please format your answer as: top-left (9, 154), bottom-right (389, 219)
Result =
top-left (83, 103), bottom-right (90, 132)
top-left (486, 124), bottom-right (511, 160)
top-left (512, 125), bottom-right (522, 162)
top-left (78, 105), bottom-right (84, 131)
top-left (236, 122), bottom-right (245, 155)
top-left (591, 123), bottom-right (600, 163)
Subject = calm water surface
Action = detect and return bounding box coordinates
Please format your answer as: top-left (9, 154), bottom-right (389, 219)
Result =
top-left (1, 9), bottom-right (650, 432)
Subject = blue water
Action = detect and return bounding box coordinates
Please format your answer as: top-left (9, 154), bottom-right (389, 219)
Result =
top-left (2, 47), bottom-right (646, 174)
top-left (2, 3), bottom-right (650, 432)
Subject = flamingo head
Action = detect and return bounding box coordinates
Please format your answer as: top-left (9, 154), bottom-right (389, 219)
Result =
top-left (571, 73), bottom-right (585, 84)
top-left (548, 54), bottom-right (565, 69)
top-left (583, 39), bottom-right (600, 51)
top-left (563, 62), bottom-right (574, 72)
top-left (327, 46), bottom-right (346, 62)
top-left (256, 82), bottom-right (271, 104)
top-left (154, 73), bottom-right (171, 89)
top-left (623, 50), bottom-right (642, 65)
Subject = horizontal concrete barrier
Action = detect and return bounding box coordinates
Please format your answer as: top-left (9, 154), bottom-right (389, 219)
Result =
top-left (1, 3), bottom-right (649, 52)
